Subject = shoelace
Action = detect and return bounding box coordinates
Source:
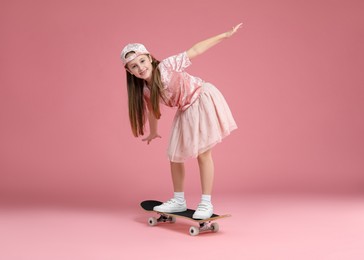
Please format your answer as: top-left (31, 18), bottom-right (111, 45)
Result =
top-left (162, 199), bottom-right (177, 205)
top-left (196, 203), bottom-right (210, 212)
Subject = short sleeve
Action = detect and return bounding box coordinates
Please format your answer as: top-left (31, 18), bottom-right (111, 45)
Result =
top-left (160, 52), bottom-right (192, 72)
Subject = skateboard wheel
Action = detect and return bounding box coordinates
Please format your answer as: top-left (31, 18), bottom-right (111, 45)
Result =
top-left (170, 216), bottom-right (176, 223)
top-left (189, 226), bottom-right (199, 236)
top-left (211, 222), bottom-right (219, 233)
top-left (148, 217), bottom-right (157, 226)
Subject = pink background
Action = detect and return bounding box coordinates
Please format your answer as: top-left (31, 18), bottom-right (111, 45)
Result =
top-left (1, 0), bottom-right (364, 208)
top-left (1, 1), bottom-right (364, 259)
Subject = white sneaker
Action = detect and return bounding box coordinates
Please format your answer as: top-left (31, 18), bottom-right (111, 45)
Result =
top-left (153, 198), bottom-right (187, 213)
top-left (193, 202), bottom-right (214, 219)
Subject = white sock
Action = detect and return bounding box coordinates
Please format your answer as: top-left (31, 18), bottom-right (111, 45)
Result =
top-left (174, 192), bottom-right (185, 203)
top-left (201, 194), bottom-right (211, 204)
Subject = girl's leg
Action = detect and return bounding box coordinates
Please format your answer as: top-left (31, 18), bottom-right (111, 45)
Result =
top-left (197, 149), bottom-right (214, 195)
top-left (193, 149), bottom-right (214, 219)
top-left (170, 161), bottom-right (185, 192)
top-left (153, 162), bottom-right (186, 213)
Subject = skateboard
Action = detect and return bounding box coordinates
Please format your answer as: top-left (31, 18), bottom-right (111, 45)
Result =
top-left (140, 200), bottom-right (231, 236)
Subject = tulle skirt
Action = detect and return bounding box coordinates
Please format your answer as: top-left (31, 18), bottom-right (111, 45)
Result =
top-left (167, 82), bottom-right (237, 162)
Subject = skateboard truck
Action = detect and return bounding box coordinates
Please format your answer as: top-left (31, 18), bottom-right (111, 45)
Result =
top-left (189, 221), bottom-right (220, 236)
top-left (148, 213), bottom-right (176, 226)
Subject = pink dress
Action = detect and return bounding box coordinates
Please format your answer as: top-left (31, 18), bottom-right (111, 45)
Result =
top-left (144, 52), bottom-right (237, 162)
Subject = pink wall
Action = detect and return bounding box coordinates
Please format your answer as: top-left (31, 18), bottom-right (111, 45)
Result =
top-left (1, 0), bottom-right (363, 207)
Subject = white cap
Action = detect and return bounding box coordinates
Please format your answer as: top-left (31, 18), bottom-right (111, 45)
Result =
top-left (120, 43), bottom-right (150, 66)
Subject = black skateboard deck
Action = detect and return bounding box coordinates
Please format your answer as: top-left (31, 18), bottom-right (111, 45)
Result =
top-left (140, 200), bottom-right (231, 236)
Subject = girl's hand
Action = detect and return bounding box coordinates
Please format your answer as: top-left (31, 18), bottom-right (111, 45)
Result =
top-left (142, 133), bottom-right (161, 145)
top-left (226, 23), bottom-right (243, 38)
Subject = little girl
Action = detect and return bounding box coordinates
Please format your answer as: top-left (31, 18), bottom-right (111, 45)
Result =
top-left (121, 23), bottom-right (242, 219)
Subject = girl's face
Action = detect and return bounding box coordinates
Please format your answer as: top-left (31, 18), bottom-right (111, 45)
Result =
top-left (126, 54), bottom-right (153, 83)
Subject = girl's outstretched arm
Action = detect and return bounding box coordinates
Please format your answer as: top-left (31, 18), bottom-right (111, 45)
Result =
top-left (187, 23), bottom-right (243, 60)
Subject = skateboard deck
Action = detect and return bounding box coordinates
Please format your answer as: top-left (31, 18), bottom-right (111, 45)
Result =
top-left (140, 200), bottom-right (231, 236)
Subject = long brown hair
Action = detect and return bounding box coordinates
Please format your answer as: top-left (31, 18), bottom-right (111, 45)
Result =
top-left (126, 54), bottom-right (164, 137)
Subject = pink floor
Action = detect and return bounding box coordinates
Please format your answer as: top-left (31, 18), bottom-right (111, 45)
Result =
top-left (1, 194), bottom-right (363, 260)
